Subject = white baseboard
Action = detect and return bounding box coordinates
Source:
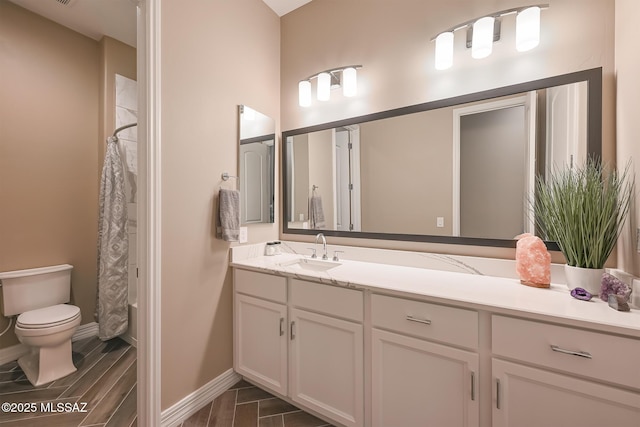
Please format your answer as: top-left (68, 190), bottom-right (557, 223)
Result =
top-left (0, 343), bottom-right (27, 366)
top-left (0, 322), bottom-right (99, 366)
top-left (161, 368), bottom-right (241, 427)
top-left (120, 333), bottom-right (138, 348)
top-left (73, 322), bottom-right (99, 341)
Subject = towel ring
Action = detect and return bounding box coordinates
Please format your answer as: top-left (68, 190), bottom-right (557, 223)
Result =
top-left (222, 172), bottom-right (238, 181)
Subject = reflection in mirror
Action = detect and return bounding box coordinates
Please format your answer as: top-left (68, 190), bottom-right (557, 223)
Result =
top-left (239, 105), bottom-right (275, 224)
top-left (283, 68), bottom-right (601, 248)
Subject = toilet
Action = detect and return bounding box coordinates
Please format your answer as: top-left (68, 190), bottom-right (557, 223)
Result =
top-left (0, 264), bottom-right (81, 386)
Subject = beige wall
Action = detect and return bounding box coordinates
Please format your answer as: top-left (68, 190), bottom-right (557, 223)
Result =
top-left (281, 0), bottom-right (615, 259)
top-left (160, 0), bottom-right (280, 409)
top-left (0, 1), bottom-right (100, 348)
top-left (615, 0), bottom-right (640, 276)
top-left (360, 110), bottom-right (453, 235)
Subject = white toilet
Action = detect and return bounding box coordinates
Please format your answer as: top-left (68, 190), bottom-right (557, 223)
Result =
top-left (0, 264), bottom-right (81, 386)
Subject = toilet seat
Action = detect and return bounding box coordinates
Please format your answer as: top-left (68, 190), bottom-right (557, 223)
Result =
top-left (17, 304), bottom-right (81, 329)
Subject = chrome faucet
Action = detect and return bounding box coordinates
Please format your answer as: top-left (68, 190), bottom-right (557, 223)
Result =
top-left (315, 233), bottom-right (328, 260)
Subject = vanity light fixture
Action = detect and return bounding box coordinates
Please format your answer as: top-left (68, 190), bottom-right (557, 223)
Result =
top-left (298, 65), bottom-right (363, 107)
top-left (431, 4), bottom-right (547, 69)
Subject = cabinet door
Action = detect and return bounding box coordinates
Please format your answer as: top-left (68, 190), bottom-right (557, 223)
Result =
top-left (234, 293), bottom-right (287, 395)
top-left (290, 308), bottom-right (363, 427)
top-left (372, 329), bottom-right (479, 427)
top-left (493, 359), bottom-right (640, 427)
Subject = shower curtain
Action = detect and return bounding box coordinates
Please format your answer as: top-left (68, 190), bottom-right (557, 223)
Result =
top-left (95, 136), bottom-right (129, 341)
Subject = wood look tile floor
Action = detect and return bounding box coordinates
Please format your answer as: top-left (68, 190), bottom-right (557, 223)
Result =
top-left (0, 336), bottom-right (136, 426)
top-left (180, 380), bottom-right (335, 427)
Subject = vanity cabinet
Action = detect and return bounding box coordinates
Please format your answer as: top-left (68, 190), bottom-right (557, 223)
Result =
top-left (371, 294), bottom-right (480, 427)
top-left (234, 270), bottom-right (364, 427)
top-left (234, 269), bottom-right (288, 395)
top-left (234, 265), bottom-right (640, 427)
top-left (289, 279), bottom-right (364, 427)
top-left (492, 315), bottom-right (640, 427)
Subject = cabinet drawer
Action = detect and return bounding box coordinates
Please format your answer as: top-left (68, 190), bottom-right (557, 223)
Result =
top-left (234, 269), bottom-right (287, 303)
top-left (492, 315), bottom-right (640, 389)
top-left (371, 294), bottom-right (478, 350)
top-left (290, 279), bottom-right (363, 322)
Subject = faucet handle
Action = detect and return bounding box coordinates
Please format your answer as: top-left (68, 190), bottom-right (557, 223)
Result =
top-left (307, 248), bottom-right (317, 259)
top-left (332, 251), bottom-right (344, 262)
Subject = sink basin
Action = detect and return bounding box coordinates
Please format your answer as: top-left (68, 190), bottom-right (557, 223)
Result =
top-left (279, 258), bottom-right (342, 272)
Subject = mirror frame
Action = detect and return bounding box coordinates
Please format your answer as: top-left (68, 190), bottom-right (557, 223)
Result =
top-left (282, 67), bottom-right (602, 249)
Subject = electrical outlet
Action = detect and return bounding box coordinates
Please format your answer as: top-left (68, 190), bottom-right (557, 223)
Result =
top-left (239, 227), bottom-right (248, 243)
top-left (437, 217), bottom-right (445, 228)
top-left (637, 228), bottom-right (640, 253)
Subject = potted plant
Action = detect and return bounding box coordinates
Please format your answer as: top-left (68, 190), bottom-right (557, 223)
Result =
top-left (532, 158), bottom-right (634, 294)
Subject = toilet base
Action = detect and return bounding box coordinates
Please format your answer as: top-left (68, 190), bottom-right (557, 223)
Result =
top-left (18, 339), bottom-right (77, 386)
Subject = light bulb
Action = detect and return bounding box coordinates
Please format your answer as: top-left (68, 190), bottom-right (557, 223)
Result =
top-left (472, 16), bottom-right (495, 59)
top-left (317, 72), bottom-right (331, 101)
top-left (342, 67), bottom-right (357, 97)
top-left (435, 32), bottom-right (454, 70)
top-left (298, 80), bottom-right (311, 107)
top-left (516, 6), bottom-right (541, 52)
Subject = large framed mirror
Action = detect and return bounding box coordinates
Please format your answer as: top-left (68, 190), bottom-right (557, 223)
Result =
top-left (282, 68), bottom-right (602, 248)
top-left (239, 105), bottom-right (275, 224)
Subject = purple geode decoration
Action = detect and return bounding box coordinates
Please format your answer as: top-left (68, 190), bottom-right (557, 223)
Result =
top-left (600, 273), bottom-right (631, 303)
top-left (570, 287), bottom-right (592, 301)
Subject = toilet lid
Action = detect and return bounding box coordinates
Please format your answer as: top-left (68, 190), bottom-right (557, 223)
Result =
top-left (17, 304), bottom-right (80, 329)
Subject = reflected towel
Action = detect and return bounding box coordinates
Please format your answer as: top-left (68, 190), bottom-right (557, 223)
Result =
top-left (309, 191), bottom-right (325, 229)
top-left (217, 188), bottom-right (240, 242)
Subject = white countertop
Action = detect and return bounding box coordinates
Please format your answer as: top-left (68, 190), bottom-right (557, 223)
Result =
top-left (231, 247), bottom-right (640, 338)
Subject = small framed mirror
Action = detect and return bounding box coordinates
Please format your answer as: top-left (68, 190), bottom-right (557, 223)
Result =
top-left (239, 105), bottom-right (275, 224)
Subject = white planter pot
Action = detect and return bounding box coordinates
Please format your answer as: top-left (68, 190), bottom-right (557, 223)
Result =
top-left (564, 265), bottom-right (604, 295)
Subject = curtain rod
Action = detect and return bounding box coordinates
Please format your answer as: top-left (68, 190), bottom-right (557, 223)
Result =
top-left (112, 123), bottom-right (138, 138)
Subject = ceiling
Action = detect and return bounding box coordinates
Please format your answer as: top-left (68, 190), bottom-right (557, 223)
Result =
top-left (263, 0), bottom-right (312, 17)
top-left (7, 0), bottom-right (311, 48)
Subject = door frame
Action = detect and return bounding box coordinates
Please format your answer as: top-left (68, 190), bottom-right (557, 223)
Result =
top-left (137, 0), bottom-right (162, 425)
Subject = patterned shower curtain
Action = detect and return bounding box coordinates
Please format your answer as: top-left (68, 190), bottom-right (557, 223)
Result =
top-left (95, 136), bottom-right (129, 341)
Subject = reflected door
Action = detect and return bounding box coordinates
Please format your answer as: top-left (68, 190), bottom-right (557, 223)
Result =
top-left (459, 105), bottom-right (527, 239)
top-left (240, 142), bottom-right (270, 223)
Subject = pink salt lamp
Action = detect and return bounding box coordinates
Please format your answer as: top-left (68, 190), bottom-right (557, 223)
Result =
top-left (515, 233), bottom-right (551, 288)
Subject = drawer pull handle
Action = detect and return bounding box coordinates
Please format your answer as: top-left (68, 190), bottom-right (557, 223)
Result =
top-left (290, 321), bottom-right (296, 340)
top-left (550, 345), bottom-right (592, 359)
top-left (406, 315), bottom-right (432, 325)
top-left (279, 318), bottom-right (285, 336)
top-left (496, 379), bottom-right (501, 409)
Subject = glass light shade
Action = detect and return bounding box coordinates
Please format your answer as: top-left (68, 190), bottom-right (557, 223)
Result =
top-left (298, 80), bottom-right (311, 107)
top-left (434, 32), bottom-right (454, 70)
top-left (472, 16), bottom-right (495, 59)
top-left (317, 72), bottom-right (331, 101)
top-left (342, 67), bottom-right (357, 97)
top-left (516, 6), bottom-right (541, 52)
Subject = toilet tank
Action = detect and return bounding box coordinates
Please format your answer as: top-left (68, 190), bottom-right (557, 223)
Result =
top-left (0, 264), bottom-right (73, 316)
